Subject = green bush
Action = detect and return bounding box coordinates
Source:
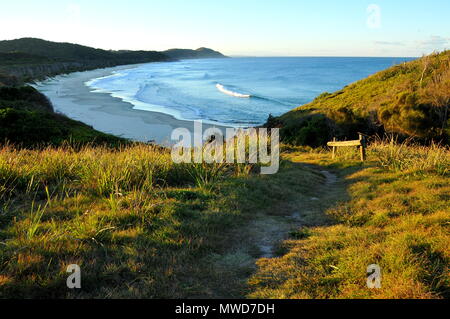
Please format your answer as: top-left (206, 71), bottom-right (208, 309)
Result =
top-left (0, 86), bottom-right (53, 112)
top-left (0, 108), bottom-right (124, 147)
top-left (0, 108), bottom-right (66, 145)
top-left (281, 116), bottom-right (331, 147)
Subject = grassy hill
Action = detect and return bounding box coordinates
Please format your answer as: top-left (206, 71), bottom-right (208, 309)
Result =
top-left (0, 139), bottom-right (447, 298)
top-left (269, 51), bottom-right (450, 146)
top-left (249, 144), bottom-right (449, 299)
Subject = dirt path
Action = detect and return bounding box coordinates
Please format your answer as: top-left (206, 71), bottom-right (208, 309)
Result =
top-left (250, 167), bottom-right (339, 258)
top-left (205, 161), bottom-right (348, 298)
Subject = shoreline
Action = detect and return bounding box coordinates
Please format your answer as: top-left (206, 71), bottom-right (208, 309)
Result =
top-left (33, 64), bottom-right (231, 146)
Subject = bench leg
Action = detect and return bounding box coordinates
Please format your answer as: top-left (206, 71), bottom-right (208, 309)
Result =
top-left (332, 138), bottom-right (336, 159)
top-left (360, 145), bottom-right (366, 161)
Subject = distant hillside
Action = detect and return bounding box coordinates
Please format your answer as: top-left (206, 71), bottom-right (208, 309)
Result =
top-left (0, 38), bottom-right (227, 82)
top-left (163, 47), bottom-right (227, 59)
top-left (0, 38), bottom-right (171, 82)
top-left (0, 71), bottom-right (19, 87)
top-left (0, 38), bottom-right (168, 63)
top-left (268, 51), bottom-right (450, 146)
top-left (0, 52), bottom-right (52, 65)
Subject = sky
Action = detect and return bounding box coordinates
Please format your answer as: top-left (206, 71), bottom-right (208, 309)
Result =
top-left (0, 0), bottom-right (449, 57)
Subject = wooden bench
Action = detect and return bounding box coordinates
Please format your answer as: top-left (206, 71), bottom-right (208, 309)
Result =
top-left (327, 133), bottom-right (367, 161)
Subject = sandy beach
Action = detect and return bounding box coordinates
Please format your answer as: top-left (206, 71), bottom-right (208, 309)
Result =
top-left (33, 63), bottom-right (230, 146)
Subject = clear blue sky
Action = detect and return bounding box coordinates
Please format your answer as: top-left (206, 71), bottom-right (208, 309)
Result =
top-left (1, 0), bottom-right (448, 57)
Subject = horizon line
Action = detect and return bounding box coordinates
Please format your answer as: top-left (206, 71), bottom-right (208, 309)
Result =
top-left (0, 37), bottom-right (424, 59)
top-left (229, 55), bottom-right (420, 58)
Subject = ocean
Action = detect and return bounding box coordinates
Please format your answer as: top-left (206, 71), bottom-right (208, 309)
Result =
top-left (85, 57), bottom-right (414, 127)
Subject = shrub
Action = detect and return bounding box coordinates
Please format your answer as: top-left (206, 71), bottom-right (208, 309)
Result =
top-left (0, 86), bottom-right (53, 112)
top-left (0, 108), bottom-right (66, 145)
top-left (281, 115), bottom-right (331, 147)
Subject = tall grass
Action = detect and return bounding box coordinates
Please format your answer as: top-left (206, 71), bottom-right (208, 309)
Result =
top-left (0, 141), bottom-right (268, 298)
top-left (0, 143), bottom-right (254, 199)
top-left (250, 144), bottom-right (450, 299)
top-left (184, 162), bottom-right (227, 189)
top-left (326, 137), bottom-right (449, 176)
top-left (26, 201), bottom-right (47, 240)
top-left (369, 138), bottom-right (449, 176)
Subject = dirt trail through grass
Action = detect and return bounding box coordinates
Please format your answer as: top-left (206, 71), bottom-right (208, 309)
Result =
top-left (206, 157), bottom-right (349, 298)
top-left (251, 166), bottom-right (339, 259)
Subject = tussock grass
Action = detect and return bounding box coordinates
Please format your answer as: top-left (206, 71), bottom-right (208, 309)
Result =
top-left (1, 140), bottom-right (448, 299)
top-left (0, 142), bottom-right (301, 298)
top-left (369, 139), bottom-right (449, 176)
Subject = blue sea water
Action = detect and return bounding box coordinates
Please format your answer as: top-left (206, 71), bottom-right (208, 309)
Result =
top-left (86, 57), bottom-right (414, 127)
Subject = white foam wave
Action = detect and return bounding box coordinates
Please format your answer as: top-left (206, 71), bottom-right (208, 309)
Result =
top-left (216, 84), bottom-right (251, 98)
top-left (85, 77), bottom-right (253, 127)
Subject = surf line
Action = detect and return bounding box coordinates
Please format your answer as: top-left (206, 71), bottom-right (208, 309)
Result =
top-left (216, 83), bottom-right (251, 98)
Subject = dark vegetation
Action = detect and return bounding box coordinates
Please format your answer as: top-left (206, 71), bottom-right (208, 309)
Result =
top-left (0, 52), bottom-right (52, 66)
top-left (0, 86), bottom-right (125, 148)
top-left (0, 107), bottom-right (125, 148)
top-left (268, 51), bottom-right (450, 146)
top-left (0, 38), bottom-right (170, 63)
top-left (0, 86), bottom-right (53, 112)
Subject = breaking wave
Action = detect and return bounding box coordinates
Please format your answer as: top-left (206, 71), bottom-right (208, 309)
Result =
top-left (216, 83), bottom-right (251, 98)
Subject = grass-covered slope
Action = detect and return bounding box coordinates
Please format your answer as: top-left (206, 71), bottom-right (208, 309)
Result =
top-left (249, 142), bottom-right (449, 299)
top-left (270, 51), bottom-right (450, 146)
top-left (0, 143), bottom-right (326, 298)
top-left (0, 141), bottom-right (447, 299)
top-left (0, 40), bottom-right (447, 300)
